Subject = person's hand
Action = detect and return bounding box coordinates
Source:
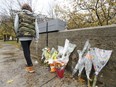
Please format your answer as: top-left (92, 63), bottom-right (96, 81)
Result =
top-left (35, 38), bottom-right (38, 43)
top-left (35, 38), bottom-right (38, 53)
top-left (35, 40), bottom-right (38, 43)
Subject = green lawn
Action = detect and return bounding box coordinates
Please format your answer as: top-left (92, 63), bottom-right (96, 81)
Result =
top-left (0, 45), bottom-right (2, 48)
top-left (0, 40), bottom-right (20, 48)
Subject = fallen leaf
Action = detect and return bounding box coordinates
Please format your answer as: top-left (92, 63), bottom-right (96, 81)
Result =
top-left (7, 80), bottom-right (13, 84)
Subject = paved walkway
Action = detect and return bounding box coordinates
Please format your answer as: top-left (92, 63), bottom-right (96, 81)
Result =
top-left (0, 41), bottom-right (86, 87)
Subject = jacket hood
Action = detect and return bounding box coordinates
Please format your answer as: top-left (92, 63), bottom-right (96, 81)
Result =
top-left (22, 10), bottom-right (33, 15)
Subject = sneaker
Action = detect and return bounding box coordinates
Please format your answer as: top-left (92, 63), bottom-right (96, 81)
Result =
top-left (25, 66), bottom-right (35, 73)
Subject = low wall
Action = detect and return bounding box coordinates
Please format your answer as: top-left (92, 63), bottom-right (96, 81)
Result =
top-left (31, 24), bottom-right (116, 87)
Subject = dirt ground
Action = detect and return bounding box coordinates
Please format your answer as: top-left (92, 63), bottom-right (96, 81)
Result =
top-left (0, 41), bottom-right (87, 87)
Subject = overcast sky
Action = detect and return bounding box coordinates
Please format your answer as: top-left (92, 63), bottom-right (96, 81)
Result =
top-left (0, 0), bottom-right (54, 14)
top-left (32, 0), bottom-right (55, 15)
top-left (0, 0), bottom-right (56, 15)
top-left (0, 0), bottom-right (72, 18)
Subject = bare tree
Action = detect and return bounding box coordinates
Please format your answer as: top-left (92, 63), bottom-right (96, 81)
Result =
top-left (72, 0), bottom-right (116, 26)
top-left (0, 0), bottom-right (33, 40)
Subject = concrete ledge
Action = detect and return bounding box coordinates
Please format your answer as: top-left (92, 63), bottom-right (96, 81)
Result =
top-left (31, 24), bottom-right (116, 87)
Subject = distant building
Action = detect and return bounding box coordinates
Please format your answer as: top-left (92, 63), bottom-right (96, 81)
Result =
top-left (11, 10), bottom-right (66, 33)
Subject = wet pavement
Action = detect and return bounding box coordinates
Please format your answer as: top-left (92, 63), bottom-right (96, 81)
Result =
top-left (0, 41), bottom-right (86, 87)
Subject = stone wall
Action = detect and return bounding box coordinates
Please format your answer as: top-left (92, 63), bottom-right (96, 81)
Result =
top-left (31, 24), bottom-right (116, 87)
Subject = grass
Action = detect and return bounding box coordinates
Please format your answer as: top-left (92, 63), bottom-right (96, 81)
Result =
top-left (0, 40), bottom-right (20, 48)
top-left (0, 40), bottom-right (3, 48)
top-left (0, 45), bottom-right (2, 48)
